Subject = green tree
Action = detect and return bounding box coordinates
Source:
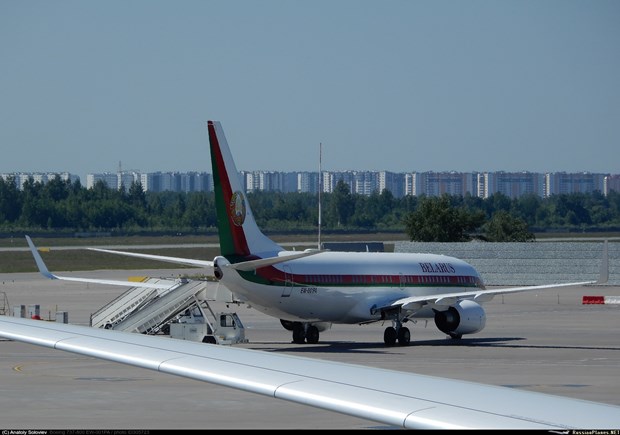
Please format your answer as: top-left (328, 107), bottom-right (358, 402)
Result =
top-left (3, 176), bottom-right (620, 234)
top-left (0, 176), bottom-right (21, 224)
top-left (128, 181), bottom-right (147, 208)
top-left (512, 193), bottom-right (542, 226)
top-left (183, 192), bottom-right (212, 229)
top-left (403, 194), bottom-right (485, 242)
top-left (483, 210), bottom-right (535, 242)
top-left (328, 180), bottom-right (355, 227)
top-left (484, 192), bottom-right (512, 220)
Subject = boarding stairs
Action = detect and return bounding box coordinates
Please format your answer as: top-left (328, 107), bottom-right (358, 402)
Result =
top-left (0, 292), bottom-right (9, 316)
top-left (90, 277), bottom-right (179, 329)
top-left (90, 277), bottom-right (207, 335)
top-left (111, 280), bottom-right (206, 334)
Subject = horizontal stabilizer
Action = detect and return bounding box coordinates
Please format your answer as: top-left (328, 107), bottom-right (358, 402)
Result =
top-left (228, 249), bottom-right (325, 271)
top-left (88, 247), bottom-right (214, 270)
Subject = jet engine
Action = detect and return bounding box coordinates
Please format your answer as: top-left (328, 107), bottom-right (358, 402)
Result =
top-left (213, 256), bottom-right (226, 280)
top-left (280, 319), bottom-right (331, 332)
top-left (433, 300), bottom-right (486, 338)
top-left (280, 319), bottom-right (295, 330)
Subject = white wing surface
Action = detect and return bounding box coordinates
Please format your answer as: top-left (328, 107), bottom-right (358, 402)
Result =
top-left (391, 280), bottom-right (601, 311)
top-left (0, 316), bottom-right (618, 430)
top-left (25, 236), bottom-right (177, 289)
top-left (391, 241), bottom-right (609, 311)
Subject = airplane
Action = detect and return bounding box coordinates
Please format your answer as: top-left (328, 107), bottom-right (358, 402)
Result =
top-left (85, 120), bottom-right (609, 347)
top-left (1, 121), bottom-right (618, 429)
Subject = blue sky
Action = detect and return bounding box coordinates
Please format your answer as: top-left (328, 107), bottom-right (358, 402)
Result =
top-left (1, 0), bottom-right (619, 182)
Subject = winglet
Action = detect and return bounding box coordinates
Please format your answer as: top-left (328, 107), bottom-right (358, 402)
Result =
top-left (596, 240), bottom-right (609, 285)
top-left (25, 235), bottom-right (56, 280)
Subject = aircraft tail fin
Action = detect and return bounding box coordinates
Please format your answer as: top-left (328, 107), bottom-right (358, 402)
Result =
top-left (208, 121), bottom-right (283, 259)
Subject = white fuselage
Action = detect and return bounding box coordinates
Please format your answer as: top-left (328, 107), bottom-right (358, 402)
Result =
top-left (220, 251), bottom-right (484, 324)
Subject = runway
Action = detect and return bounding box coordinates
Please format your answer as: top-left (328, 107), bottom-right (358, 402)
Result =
top-left (1, 269), bottom-right (619, 429)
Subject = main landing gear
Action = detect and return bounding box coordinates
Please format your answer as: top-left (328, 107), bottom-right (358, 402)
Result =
top-left (381, 309), bottom-right (411, 346)
top-left (292, 323), bottom-right (320, 344)
top-left (280, 320), bottom-right (320, 344)
top-left (383, 323), bottom-right (410, 346)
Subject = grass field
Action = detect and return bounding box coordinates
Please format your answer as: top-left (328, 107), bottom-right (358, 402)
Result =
top-left (0, 232), bottom-right (405, 273)
top-left (2, 230), bottom-right (617, 274)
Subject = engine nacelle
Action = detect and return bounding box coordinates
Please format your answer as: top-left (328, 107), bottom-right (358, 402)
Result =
top-left (214, 266), bottom-right (223, 280)
top-left (280, 319), bottom-right (295, 331)
top-left (434, 300), bottom-right (486, 337)
top-left (280, 319), bottom-right (331, 332)
top-left (213, 256), bottom-right (227, 280)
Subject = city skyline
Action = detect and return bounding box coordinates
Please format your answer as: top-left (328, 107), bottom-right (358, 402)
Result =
top-left (4, 167), bottom-right (618, 200)
top-left (3, 162), bottom-right (620, 192)
top-left (2, 1), bottom-right (619, 179)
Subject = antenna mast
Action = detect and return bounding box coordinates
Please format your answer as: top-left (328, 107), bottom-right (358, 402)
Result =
top-left (318, 142), bottom-right (322, 250)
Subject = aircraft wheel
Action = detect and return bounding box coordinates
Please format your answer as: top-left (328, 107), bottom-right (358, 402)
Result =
top-left (202, 336), bottom-right (217, 344)
top-left (397, 327), bottom-right (411, 346)
top-left (448, 332), bottom-right (463, 340)
top-left (384, 327), bottom-right (397, 346)
top-left (292, 324), bottom-right (306, 344)
top-left (306, 325), bottom-right (319, 344)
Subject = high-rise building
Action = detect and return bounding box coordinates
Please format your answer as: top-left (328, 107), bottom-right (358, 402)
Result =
top-left (1, 172), bottom-right (78, 189)
top-left (546, 172), bottom-right (606, 196)
top-left (604, 175), bottom-right (620, 195)
top-left (483, 172), bottom-right (545, 199)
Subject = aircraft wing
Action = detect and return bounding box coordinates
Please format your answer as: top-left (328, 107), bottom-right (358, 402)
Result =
top-left (391, 241), bottom-right (610, 311)
top-left (0, 316), bottom-right (619, 429)
top-left (391, 279), bottom-right (600, 311)
top-left (26, 236), bottom-right (177, 290)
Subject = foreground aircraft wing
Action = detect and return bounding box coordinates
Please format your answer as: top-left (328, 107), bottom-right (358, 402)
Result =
top-left (0, 316), bottom-right (619, 430)
top-left (26, 236), bottom-right (177, 290)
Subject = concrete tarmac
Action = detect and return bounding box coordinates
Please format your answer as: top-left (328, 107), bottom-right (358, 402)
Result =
top-left (1, 269), bottom-right (619, 429)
